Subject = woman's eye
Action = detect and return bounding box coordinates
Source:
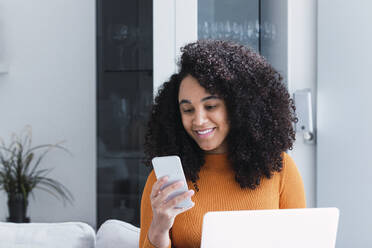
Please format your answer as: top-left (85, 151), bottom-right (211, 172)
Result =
top-left (206, 105), bottom-right (216, 110)
top-left (183, 109), bottom-right (193, 113)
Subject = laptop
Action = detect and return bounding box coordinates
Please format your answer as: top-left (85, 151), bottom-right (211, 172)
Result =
top-left (200, 208), bottom-right (339, 248)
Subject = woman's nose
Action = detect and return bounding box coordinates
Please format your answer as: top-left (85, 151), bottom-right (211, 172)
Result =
top-left (193, 109), bottom-right (208, 126)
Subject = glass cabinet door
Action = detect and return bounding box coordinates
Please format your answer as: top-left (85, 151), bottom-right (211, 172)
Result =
top-left (198, 0), bottom-right (260, 52)
top-left (97, 0), bottom-right (153, 228)
top-left (198, 0), bottom-right (287, 81)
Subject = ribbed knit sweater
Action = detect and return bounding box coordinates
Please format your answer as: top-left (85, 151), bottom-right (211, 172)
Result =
top-left (139, 153), bottom-right (305, 248)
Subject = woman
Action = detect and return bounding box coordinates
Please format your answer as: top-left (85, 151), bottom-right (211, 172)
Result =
top-left (140, 40), bottom-right (305, 248)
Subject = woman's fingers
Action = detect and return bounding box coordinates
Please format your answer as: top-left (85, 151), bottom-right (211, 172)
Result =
top-left (150, 176), bottom-right (168, 200)
top-left (151, 179), bottom-right (195, 211)
top-left (152, 180), bottom-right (185, 207)
top-left (159, 180), bottom-right (184, 199)
top-left (163, 189), bottom-right (195, 210)
top-left (175, 200), bottom-right (195, 214)
top-left (149, 179), bottom-right (195, 234)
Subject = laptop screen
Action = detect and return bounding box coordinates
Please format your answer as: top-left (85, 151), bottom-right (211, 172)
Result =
top-left (200, 208), bottom-right (339, 248)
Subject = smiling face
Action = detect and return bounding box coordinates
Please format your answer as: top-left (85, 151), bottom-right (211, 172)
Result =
top-left (178, 75), bottom-right (230, 154)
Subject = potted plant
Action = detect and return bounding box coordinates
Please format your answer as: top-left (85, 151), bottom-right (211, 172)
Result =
top-left (0, 126), bottom-right (74, 223)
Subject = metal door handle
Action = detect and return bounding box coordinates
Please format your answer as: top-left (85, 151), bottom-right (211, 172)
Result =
top-left (293, 89), bottom-right (315, 144)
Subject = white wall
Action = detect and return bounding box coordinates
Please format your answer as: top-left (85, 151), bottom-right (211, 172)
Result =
top-left (0, 1), bottom-right (96, 228)
top-left (287, 0), bottom-right (317, 207)
top-left (317, 1), bottom-right (372, 246)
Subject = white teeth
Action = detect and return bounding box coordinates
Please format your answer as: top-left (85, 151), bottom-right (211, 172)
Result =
top-left (197, 128), bottom-right (214, 135)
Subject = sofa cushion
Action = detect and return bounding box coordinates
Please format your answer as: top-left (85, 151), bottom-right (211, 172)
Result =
top-left (0, 222), bottom-right (95, 248)
top-left (96, 219), bottom-right (139, 248)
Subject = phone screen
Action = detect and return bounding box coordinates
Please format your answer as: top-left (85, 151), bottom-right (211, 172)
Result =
top-left (152, 155), bottom-right (192, 208)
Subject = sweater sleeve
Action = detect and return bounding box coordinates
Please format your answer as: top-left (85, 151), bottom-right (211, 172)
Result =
top-left (139, 170), bottom-right (172, 248)
top-left (279, 153), bottom-right (306, 209)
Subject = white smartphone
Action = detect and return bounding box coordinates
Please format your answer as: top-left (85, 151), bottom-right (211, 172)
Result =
top-left (152, 155), bottom-right (193, 209)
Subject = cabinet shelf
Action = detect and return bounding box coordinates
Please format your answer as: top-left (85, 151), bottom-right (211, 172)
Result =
top-left (104, 69), bottom-right (152, 73)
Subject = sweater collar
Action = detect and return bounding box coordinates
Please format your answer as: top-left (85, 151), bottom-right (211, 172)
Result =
top-left (204, 153), bottom-right (231, 170)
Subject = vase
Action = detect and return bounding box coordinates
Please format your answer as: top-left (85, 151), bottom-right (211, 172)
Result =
top-left (7, 193), bottom-right (30, 223)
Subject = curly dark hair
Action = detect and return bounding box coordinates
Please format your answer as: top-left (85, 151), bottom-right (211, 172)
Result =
top-left (144, 40), bottom-right (297, 190)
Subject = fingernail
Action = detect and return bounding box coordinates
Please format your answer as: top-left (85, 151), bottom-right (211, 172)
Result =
top-left (189, 190), bottom-right (194, 196)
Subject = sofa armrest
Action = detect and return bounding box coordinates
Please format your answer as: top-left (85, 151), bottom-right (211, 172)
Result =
top-left (96, 219), bottom-right (140, 248)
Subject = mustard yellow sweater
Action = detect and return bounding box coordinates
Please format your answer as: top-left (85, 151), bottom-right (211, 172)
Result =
top-left (140, 153), bottom-right (306, 248)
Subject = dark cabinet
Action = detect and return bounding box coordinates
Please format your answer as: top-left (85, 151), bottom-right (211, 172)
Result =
top-left (97, 0), bottom-right (153, 228)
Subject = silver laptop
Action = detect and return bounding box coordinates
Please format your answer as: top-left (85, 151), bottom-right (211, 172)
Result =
top-left (200, 208), bottom-right (339, 248)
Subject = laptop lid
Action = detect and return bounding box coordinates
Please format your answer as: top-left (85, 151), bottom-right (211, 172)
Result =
top-left (200, 208), bottom-right (339, 248)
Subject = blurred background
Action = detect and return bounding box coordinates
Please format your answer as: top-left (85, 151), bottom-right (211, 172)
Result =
top-left (0, 0), bottom-right (371, 247)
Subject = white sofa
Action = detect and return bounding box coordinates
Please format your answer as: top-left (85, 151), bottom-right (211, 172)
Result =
top-left (0, 219), bottom-right (140, 248)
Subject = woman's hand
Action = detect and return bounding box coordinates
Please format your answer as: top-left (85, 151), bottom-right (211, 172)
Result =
top-left (148, 176), bottom-right (195, 248)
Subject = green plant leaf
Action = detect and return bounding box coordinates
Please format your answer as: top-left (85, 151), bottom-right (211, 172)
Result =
top-left (36, 177), bottom-right (74, 205)
top-left (20, 125), bottom-right (32, 152)
top-left (22, 152), bottom-right (34, 175)
top-left (28, 143), bottom-right (71, 178)
top-left (25, 141), bottom-right (72, 157)
top-left (0, 127), bottom-right (74, 205)
top-left (36, 186), bottom-right (63, 201)
top-left (0, 145), bottom-right (13, 154)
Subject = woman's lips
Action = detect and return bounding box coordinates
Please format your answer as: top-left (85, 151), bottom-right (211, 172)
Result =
top-left (195, 128), bottom-right (216, 138)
